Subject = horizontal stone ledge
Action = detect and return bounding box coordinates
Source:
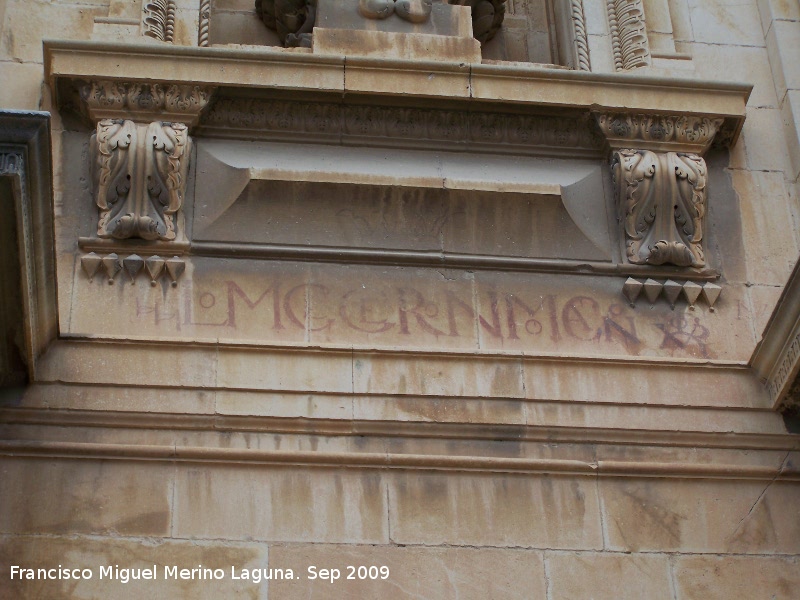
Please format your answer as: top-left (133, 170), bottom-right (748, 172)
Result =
top-left (34, 339), bottom-right (769, 408)
top-left (189, 242), bottom-right (721, 281)
top-left (1, 440), bottom-right (796, 481)
top-left (2, 405), bottom-right (795, 448)
top-left (48, 337), bottom-right (750, 367)
top-left (43, 40), bottom-right (751, 147)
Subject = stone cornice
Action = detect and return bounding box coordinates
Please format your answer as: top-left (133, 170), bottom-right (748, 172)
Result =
top-left (44, 40), bottom-right (751, 147)
top-left (1, 436), bottom-right (797, 480)
top-left (751, 256), bottom-right (800, 411)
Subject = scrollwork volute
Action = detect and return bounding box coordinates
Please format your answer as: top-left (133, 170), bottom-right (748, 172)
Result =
top-left (92, 120), bottom-right (191, 242)
top-left (612, 149), bottom-right (707, 268)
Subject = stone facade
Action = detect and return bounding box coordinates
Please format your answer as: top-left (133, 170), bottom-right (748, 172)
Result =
top-left (1, 1), bottom-right (800, 598)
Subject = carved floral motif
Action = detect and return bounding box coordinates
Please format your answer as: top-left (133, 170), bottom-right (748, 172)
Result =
top-left (596, 114), bottom-right (723, 148)
top-left (92, 119), bottom-right (192, 241)
top-left (80, 81), bottom-right (213, 118)
top-left (612, 149), bottom-right (707, 268)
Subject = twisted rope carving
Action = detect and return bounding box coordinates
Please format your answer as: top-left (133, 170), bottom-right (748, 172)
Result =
top-left (199, 0), bottom-right (211, 46)
top-left (571, 0), bottom-right (590, 71)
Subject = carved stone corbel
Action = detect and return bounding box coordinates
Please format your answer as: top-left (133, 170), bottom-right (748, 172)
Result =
top-left (93, 120), bottom-right (190, 241)
top-left (78, 81), bottom-right (215, 243)
top-left (611, 149), bottom-right (706, 267)
top-left (595, 113), bottom-right (723, 269)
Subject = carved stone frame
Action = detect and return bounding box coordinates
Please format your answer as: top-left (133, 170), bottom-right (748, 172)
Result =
top-left (0, 111), bottom-right (58, 381)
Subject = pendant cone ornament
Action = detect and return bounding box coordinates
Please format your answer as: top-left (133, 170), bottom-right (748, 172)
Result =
top-left (663, 280), bottom-right (682, 309)
top-left (101, 253), bottom-right (122, 284)
top-left (622, 277), bottom-right (643, 306)
top-left (702, 282), bottom-right (722, 311)
top-left (682, 281), bottom-right (703, 309)
top-left (81, 252), bottom-right (102, 282)
top-left (166, 256), bottom-right (185, 287)
top-left (123, 254), bottom-right (144, 284)
top-left (643, 278), bottom-right (663, 304)
top-left (145, 255), bottom-right (165, 286)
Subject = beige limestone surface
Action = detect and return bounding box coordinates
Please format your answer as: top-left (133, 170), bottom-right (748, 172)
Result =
top-left (2, 1), bottom-right (800, 599)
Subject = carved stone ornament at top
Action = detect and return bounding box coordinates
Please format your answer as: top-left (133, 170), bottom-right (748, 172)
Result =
top-left (595, 113), bottom-right (724, 153)
top-left (92, 119), bottom-right (192, 241)
top-left (448, 0), bottom-right (506, 44)
top-left (256, 0), bottom-right (505, 46)
top-left (612, 149), bottom-right (707, 268)
top-left (360, 0), bottom-right (433, 24)
top-left (78, 81), bottom-right (215, 126)
top-left (255, 0), bottom-right (316, 47)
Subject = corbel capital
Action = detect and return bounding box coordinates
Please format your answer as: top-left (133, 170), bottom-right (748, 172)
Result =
top-left (593, 112), bottom-right (724, 155)
top-left (77, 80), bottom-right (217, 128)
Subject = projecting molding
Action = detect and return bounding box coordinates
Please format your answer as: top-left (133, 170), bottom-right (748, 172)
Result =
top-left (751, 257), bottom-right (800, 411)
top-left (0, 111), bottom-right (58, 380)
top-left (44, 41), bottom-right (751, 147)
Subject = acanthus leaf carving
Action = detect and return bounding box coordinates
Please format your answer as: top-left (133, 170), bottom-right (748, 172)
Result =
top-left (595, 113), bottom-right (723, 153)
top-left (92, 119), bottom-right (192, 242)
top-left (80, 81), bottom-right (127, 112)
top-left (165, 85), bottom-right (213, 113)
top-left (77, 81), bottom-right (215, 126)
top-left (612, 149), bottom-right (707, 268)
top-left (126, 84), bottom-right (166, 111)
